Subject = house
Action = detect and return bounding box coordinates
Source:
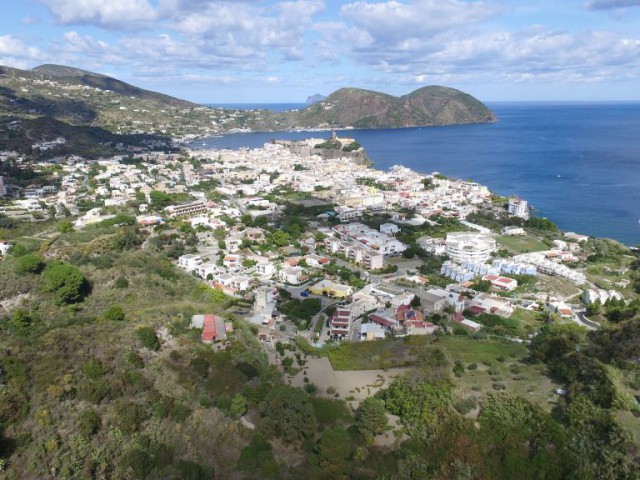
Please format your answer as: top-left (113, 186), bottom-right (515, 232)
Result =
top-left (223, 254), bottom-right (242, 271)
top-left (178, 254), bottom-right (203, 271)
top-left (256, 262), bottom-right (276, 277)
top-left (502, 226), bottom-right (525, 236)
top-left (304, 254), bottom-right (330, 268)
top-left (380, 223), bottom-right (400, 235)
top-left (482, 274), bottom-right (518, 292)
top-left (368, 313), bottom-right (397, 330)
top-left (330, 308), bottom-right (352, 339)
top-left (226, 235), bottom-right (244, 253)
top-left (468, 293), bottom-right (515, 318)
top-left (458, 318), bottom-right (482, 332)
top-left (419, 289), bottom-right (450, 313)
top-left (404, 319), bottom-right (437, 335)
top-left (545, 300), bottom-right (574, 319)
top-left (278, 266), bottom-right (304, 285)
top-left (195, 262), bottom-right (220, 279)
top-left (213, 274), bottom-right (252, 294)
top-left (348, 292), bottom-right (379, 318)
top-left (360, 323), bottom-right (386, 341)
top-left (191, 314), bottom-right (227, 343)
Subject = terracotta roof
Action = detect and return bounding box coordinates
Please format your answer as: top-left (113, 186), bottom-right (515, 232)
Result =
top-left (202, 314), bottom-right (217, 342)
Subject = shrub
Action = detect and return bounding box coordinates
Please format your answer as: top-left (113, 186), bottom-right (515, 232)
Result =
top-left (82, 359), bottom-right (104, 380)
top-left (177, 460), bottom-right (214, 480)
top-left (120, 448), bottom-right (152, 479)
top-left (76, 379), bottom-right (111, 403)
top-left (114, 400), bottom-right (147, 435)
top-left (77, 409), bottom-right (101, 437)
top-left (43, 262), bottom-right (87, 304)
top-left (136, 327), bottom-right (160, 351)
top-left (190, 357), bottom-right (209, 378)
top-left (114, 276), bottom-right (129, 289)
top-left (467, 363), bottom-right (478, 371)
top-left (230, 394), bottom-right (248, 419)
top-left (104, 305), bottom-right (126, 322)
top-left (15, 254), bottom-right (44, 274)
top-left (454, 397), bottom-right (478, 415)
top-left (126, 351), bottom-right (145, 368)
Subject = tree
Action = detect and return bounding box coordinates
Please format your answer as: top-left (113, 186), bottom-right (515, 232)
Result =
top-left (77, 409), bottom-right (101, 437)
top-left (15, 253), bottom-right (44, 274)
top-left (259, 385), bottom-right (317, 442)
top-left (149, 190), bottom-right (173, 208)
top-left (57, 220), bottom-right (74, 233)
top-left (104, 305), bottom-right (126, 322)
top-left (43, 262), bottom-right (87, 304)
top-left (136, 327), bottom-right (160, 351)
top-left (356, 397), bottom-right (388, 439)
top-left (113, 227), bottom-right (144, 251)
top-left (230, 394), bottom-right (248, 419)
top-left (190, 357), bottom-right (209, 378)
top-left (269, 230), bottom-right (291, 247)
top-left (315, 428), bottom-right (351, 479)
top-left (472, 279), bottom-right (492, 292)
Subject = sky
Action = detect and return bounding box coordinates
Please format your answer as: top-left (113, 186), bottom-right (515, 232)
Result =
top-left (1, 0), bottom-right (640, 103)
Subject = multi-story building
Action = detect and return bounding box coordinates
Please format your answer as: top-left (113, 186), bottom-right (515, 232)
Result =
top-left (165, 200), bottom-right (209, 218)
top-left (508, 196), bottom-right (529, 220)
top-left (445, 232), bottom-right (496, 263)
top-left (329, 308), bottom-right (352, 339)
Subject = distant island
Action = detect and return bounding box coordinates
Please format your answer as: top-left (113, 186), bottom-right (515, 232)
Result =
top-left (306, 93), bottom-right (326, 105)
top-left (0, 63), bottom-right (497, 157)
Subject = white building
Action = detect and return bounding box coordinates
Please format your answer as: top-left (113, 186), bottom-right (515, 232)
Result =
top-left (178, 254), bottom-right (203, 271)
top-left (502, 226), bottom-right (525, 236)
top-left (445, 232), bottom-right (496, 263)
top-left (380, 223), bottom-right (400, 235)
top-left (508, 197), bottom-right (529, 220)
top-left (279, 266), bottom-right (304, 285)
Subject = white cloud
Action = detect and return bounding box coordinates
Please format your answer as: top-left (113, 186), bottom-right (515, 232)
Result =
top-left (0, 35), bottom-right (42, 67)
top-left (372, 28), bottom-right (640, 85)
top-left (340, 0), bottom-right (496, 43)
top-left (39, 0), bottom-right (156, 28)
top-left (585, 0), bottom-right (640, 9)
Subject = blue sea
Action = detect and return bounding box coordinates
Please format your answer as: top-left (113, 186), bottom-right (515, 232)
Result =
top-left (195, 102), bottom-right (640, 246)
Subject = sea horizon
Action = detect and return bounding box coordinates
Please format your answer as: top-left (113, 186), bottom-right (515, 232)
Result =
top-left (192, 102), bottom-right (640, 247)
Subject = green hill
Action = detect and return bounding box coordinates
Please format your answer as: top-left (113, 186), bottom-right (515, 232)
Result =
top-left (292, 86), bottom-right (497, 129)
top-left (0, 64), bottom-right (497, 156)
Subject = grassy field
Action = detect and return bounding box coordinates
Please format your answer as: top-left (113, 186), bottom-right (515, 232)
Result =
top-left (496, 234), bottom-right (549, 254)
top-left (435, 336), bottom-right (528, 364)
top-left (324, 336), bottom-right (429, 370)
top-left (510, 308), bottom-right (544, 336)
top-left (306, 334), bottom-right (530, 371)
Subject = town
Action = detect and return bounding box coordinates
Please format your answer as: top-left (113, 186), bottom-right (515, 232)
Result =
top-left (1, 133), bottom-right (632, 354)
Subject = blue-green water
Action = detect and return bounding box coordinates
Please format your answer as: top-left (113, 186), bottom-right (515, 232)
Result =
top-left (196, 102), bottom-right (640, 246)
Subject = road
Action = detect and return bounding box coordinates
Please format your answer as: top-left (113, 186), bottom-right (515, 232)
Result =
top-left (576, 312), bottom-right (600, 330)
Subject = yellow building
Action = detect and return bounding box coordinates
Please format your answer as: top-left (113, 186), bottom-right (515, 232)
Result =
top-left (309, 280), bottom-right (353, 298)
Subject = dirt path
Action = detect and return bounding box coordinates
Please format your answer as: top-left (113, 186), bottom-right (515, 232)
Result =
top-left (288, 356), bottom-right (411, 405)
